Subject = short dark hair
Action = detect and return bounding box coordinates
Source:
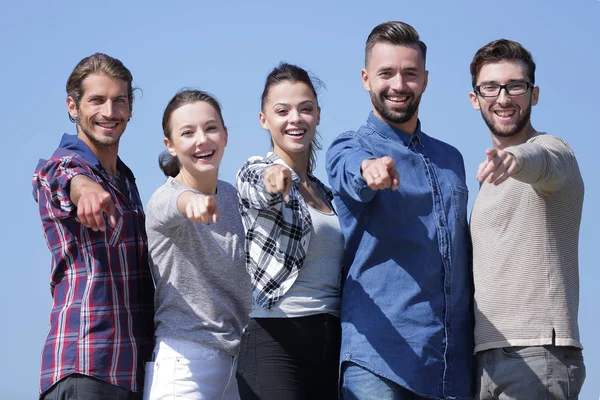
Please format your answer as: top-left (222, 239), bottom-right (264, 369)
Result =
top-left (470, 39), bottom-right (536, 88)
top-left (261, 62), bottom-right (324, 173)
top-left (159, 90), bottom-right (225, 177)
top-left (66, 53), bottom-right (134, 123)
top-left (365, 21), bottom-right (427, 66)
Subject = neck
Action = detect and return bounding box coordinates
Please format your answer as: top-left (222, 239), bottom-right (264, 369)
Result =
top-left (492, 123), bottom-right (537, 150)
top-left (176, 168), bottom-right (218, 195)
top-left (274, 149), bottom-right (309, 182)
top-left (374, 109), bottom-right (419, 135)
top-left (78, 132), bottom-right (119, 175)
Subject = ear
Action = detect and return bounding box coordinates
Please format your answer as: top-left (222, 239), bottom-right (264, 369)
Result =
top-left (422, 70), bottom-right (429, 93)
top-left (531, 86), bottom-right (539, 106)
top-left (164, 137), bottom-right (177, 157)
top-left (469, 91), bottom-right (481, 111)
top-left (223, 126), bottom-right (229, 147)
top-left (361, 68), bottom-right (371, 92)
top-left (259, 111), bottom-right (269, 130)
top-left (67, 96), bottom-right (78, 120)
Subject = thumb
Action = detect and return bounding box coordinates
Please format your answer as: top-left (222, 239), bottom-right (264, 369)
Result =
top-left (391, 170), bottom-right (400, 190)
top-left (207, 197), bottom-right (219, 224)
top-left (100, 192), bottom-right (117, 228)
top-left (384, 157), bottom-right (396, 174)
top-left (212, 205), bottom-right (220, 224)
top-left (282, 169), bottom-right (292, 203)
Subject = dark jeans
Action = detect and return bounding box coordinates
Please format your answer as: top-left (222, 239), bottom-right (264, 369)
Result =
top-left (236, 313), bottom-right (341, 400)
top-left (41, 374), bottom-right (142, 400)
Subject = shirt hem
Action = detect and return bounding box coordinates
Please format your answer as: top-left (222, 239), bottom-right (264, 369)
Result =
top-left (475, 337), bottom-right (583, 353)
top-left (341, 357), bottom-right (471, 400)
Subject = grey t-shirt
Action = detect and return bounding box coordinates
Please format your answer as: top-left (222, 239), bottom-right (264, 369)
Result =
top-left (146, 177), bottom-right (251, 356)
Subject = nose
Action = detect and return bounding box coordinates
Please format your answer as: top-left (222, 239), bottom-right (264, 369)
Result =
top-left (289, 109), bottom-right (302, 124)
top-left (100, 100), bottom-right (114, 117)
top-left (496, 87), bottom-right (512, 105)
top-left (195, 131), bottom-right (209, 145)
top-left (391, 73), bottom-right (407, 91)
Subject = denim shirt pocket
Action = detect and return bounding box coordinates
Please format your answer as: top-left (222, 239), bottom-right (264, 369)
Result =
top-left (450, 184), bottom-right (469, 227)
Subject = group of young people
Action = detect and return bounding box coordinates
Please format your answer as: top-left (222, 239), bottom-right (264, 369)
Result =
top-left (32, 20), bottom-right (585, 400)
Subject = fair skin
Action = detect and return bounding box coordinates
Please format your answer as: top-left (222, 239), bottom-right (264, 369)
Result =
top-left (470, 60), bottom-right (540, 185)
top-left (359, 42), bottom-right (428, 191)
top-left (259, 80), bottom-right (331, 213)
top-left (164, 101), bottom-right (228, 223)
top-left (66, 73), bottom-right (132, 231)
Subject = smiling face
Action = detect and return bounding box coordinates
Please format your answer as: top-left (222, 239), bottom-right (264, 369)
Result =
top-left (470, 60), bottom-right (539, 139)
top-left (67, 73), bottom-right (131, 152)
top-left (362, 42), bottom-right (428, 133)
top-left (165, 101), bottom-right (228, 178)
top-left (260, 81), bottom-right (320, 167)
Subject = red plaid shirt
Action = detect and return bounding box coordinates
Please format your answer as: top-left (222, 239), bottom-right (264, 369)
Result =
top-left (33, 134), bottom-right (155, 396)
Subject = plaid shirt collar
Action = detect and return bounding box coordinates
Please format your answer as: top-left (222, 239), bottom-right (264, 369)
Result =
top-left (57, 133), bottom-right (136, 181)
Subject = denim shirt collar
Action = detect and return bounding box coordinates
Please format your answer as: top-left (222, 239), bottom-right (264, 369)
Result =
top-left (366, 112), bottom-right (424, 148)
top-left (58, 133), bottom-right (135, 181)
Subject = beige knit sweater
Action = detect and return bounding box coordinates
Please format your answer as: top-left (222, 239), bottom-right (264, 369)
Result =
top-left (470, 133), bottom-right (584, 353)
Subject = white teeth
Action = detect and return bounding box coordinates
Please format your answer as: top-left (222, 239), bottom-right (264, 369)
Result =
top-left (195, 150), bottom-right (215, 158)
top-left (495, 110), bottom-right (515, 117)
top-left (387, 96), bottom-right (409, 102)
top-left (286, 129), bottom-right (306, 136)
top-left (97, 123), bottom-right (117, 128)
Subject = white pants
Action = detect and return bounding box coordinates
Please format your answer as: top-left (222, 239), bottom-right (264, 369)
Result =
top-left (144, 337), bottom-right (240, 400)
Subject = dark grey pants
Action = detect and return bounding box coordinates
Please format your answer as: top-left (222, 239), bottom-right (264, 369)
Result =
top-left (476, 346), bottom-right (586, 399)
top-left (41, 374), bottom-right (142, 400)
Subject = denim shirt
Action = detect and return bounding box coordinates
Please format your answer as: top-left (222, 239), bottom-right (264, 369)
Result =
top-left (326, 113), bottom-right (474, 399)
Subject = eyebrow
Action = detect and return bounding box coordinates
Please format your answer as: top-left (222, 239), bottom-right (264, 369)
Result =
top-left (377, 65), bottom-right (419, 72)
top-left (85, 94), bottom-right (129, 102)
top-left (478, 79), bottom-right (528, 85)
top-left (272, 100), bottom-right (316, 108)
top-left (178, 120), bottom-right (219, 131)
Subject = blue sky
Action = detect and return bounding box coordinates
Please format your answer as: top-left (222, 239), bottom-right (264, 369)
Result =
top-left (2, 1), bottom-right (598, 398)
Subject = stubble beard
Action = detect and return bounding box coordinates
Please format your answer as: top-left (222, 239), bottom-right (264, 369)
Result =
top-left (77, 116), bottom-right (123, 149)
top-left (481, 100), bottom-right (532, 138)
top-left (370, 90), bottom-right (421, 125)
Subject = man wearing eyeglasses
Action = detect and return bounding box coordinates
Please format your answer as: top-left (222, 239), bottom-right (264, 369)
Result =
top-left (469, 39), bottom-right (586, 399)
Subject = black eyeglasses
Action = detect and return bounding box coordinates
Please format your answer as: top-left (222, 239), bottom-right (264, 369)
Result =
top-left (474, 81), bottom-right (533, 98)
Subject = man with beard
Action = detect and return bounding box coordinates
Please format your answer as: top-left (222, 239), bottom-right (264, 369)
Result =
top-left (32, 53), bottom-right (154, 400)
top-left (326, 21), bottom-right (473, 399)
top-left (469, 39), bottom-right (586, 399)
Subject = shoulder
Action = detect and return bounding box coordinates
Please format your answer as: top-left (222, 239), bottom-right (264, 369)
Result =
top-left (331, 129), bottom-right (365, 142)
top-left (37, 148), bottom-right (87, 169)
top-left (147, 179), bottom-right (177, 210)
top-left (217, 180), bottom-right (238, 197)
top-left (529, 133), bottom-right (575, 155)
top-left (34, 149), bottom-right (96, 183)
top-left (328, 129), bottom-right (373, 153)
top-left (242, 154), bottom-right (273, 167)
